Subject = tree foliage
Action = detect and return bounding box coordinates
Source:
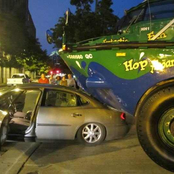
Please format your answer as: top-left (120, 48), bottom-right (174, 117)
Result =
top-left (52, 0), bottom-right (119, 48)
top-left (17, 38), bottom-right (51, 74)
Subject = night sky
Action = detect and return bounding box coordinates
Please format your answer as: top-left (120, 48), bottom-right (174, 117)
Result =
top-left (29, 0), bottom-right (143, 55)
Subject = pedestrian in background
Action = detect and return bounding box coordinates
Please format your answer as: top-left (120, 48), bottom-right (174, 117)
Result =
top-left (67, 74), bottom-right (76, 88)
top-left (49, 74), bottom-right (56, 85)
top-left (38, 73), bottom-right (49, 84)
top-left (60, 76), bottom-right (67, 86)
top-left (55, 76), bottom-right (61, 85)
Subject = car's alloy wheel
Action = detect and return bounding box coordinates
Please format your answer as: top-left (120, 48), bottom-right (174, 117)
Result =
top-left (82, 123), bottom-right (102, 143)
top-left (77, 123), bottom-right (106, 145)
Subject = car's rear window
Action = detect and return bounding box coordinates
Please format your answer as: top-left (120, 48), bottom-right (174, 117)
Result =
top-left (12, 75), bottom-right (25, 78)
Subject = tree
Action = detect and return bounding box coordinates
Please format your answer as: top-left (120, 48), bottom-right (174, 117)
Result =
top-left (52, 0), bottom-right (119, 48)
top-left (16, 38), bottom-right (51, 74)
top-left (0, 9), bottom-right (50, 74)
top-left (70, 0), bottom-right (94, 11)
top-left (97, 0), bottom-right (119, 35)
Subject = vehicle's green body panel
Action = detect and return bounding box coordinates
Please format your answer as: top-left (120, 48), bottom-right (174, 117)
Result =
top-left (59, 0), bottom-right (174, 114)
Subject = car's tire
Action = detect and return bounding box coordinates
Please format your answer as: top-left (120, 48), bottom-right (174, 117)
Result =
top-left (137, 87), bottom-right (174, 172)
top-left (0, 119), bottom-right (8, 149)
top-left (77, 123), bottom-right (106, 146)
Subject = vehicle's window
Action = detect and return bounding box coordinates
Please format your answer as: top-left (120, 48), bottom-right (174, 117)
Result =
top-left (118, 8), bottom-right (145, 29)
top-left (45, 90), bottom-right (77, 107)
top-left (14, 90), bottom-right (41, 113)
top-left (0, 91), bottom-right (21, 110)
top-left (12, 75), bottom-right (25, 78)
top-left (144, 0), bottom-right (174, 20)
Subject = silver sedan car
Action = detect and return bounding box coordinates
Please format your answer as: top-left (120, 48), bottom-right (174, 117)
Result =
top-left (0, 84), bottom-right (129, 146)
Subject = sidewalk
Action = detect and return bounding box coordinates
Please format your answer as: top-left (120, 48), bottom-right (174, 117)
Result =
top-left (0, 142), bottom-right (40, 174)
top-left (0, 83), bottom-right (6, 87)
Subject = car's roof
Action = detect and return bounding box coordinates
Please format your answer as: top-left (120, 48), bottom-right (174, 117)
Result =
top-left (16, 83), bottom-right (91, 98)
top-left (1, 84), bottom-right (104, 108)
top-left (16, 83), bottom-right (77, 91)
top-left (12, 73), bottom-right (25, 75)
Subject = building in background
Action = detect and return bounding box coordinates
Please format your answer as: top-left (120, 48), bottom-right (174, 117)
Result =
top-left (0, 0), bottom-right (36, 38)
top-left (0, 0), bottom-right (36, 83)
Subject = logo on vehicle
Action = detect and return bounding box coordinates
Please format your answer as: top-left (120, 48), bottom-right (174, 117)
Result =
top-left (147, 31), bottom-right (167, 41)
top-left (67, 55), bottom-right (83, 59)
top-left (123, 58), bottom-right (174, 73)
top-left (116, 53), bottom-right (126, 57)
top-left (141, 27), bottom-right (150, 31)
top-left (85, 54), bottom-right (93, 59)
top-left (103, 37), bottom-right (129, 43)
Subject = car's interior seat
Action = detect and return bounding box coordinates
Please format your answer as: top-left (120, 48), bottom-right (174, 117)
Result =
top-left (9, 111), bottom-right (31, 134)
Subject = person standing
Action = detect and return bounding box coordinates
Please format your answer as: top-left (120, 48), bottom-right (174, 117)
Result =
top-left (38, 73), bottom-right (49, 84)
top-left (60, 76), bottom-right (67, 86)
top-left (55, 76), bottom-right (61, 85)
top-left (67, 74), bottom-right (76, 88)
top-left (49, 74), bottom-right (56, 85)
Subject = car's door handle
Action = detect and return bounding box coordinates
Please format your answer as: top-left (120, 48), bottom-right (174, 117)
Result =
top-left (71, 113), bottom-right (82, 117)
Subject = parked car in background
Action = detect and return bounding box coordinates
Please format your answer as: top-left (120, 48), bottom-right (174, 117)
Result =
top-left (0, 84), bottom-right (129, 146)
top-left (7, 73), bottom-right (30, 85)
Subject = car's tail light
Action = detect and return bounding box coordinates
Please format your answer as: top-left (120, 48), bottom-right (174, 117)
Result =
top-left (120, 112), bottom-right (126, 120)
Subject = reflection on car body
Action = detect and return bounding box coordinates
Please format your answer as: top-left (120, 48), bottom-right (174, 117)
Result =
top-left (0, 84), bottom-right (129, 146)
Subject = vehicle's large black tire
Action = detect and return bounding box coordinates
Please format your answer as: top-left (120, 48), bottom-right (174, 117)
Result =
top-left (77, 123), bottom-right (106, 146)
top-left (137, 87), bottom-right (174, 172)
top-left (0, 119), bottom-right (8, 148)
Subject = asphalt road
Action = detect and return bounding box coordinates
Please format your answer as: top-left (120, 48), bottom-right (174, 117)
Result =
top-left (0, 125), bottom-right (172, 174)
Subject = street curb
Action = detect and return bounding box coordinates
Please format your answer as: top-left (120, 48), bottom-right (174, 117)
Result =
top-left (0, 142), bottom-right (40, 174)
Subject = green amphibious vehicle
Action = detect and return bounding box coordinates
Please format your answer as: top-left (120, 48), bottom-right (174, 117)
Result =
top-left (48, 0), bottom-right (174, 172)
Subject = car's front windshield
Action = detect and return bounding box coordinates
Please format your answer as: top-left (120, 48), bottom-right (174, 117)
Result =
top-left (116, 0), bottom-right (174, 31)
top-left (12, 75), bottom-right (25, 78)
top-left (0, 91), bottom-right (22, 110)
top-left (116, 7), bottom-right (145, 31)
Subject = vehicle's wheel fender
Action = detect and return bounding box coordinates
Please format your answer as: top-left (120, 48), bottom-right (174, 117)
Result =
top-left (75, 122), bottom-right (107, 136)
top-left (135, 79), bottom-right (174, 117)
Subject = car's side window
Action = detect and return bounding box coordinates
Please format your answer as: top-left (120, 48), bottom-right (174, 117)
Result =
top-left (45, 90), bottom-right (77, 107)
top-left (79, 96), bottom-right (89, 106)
